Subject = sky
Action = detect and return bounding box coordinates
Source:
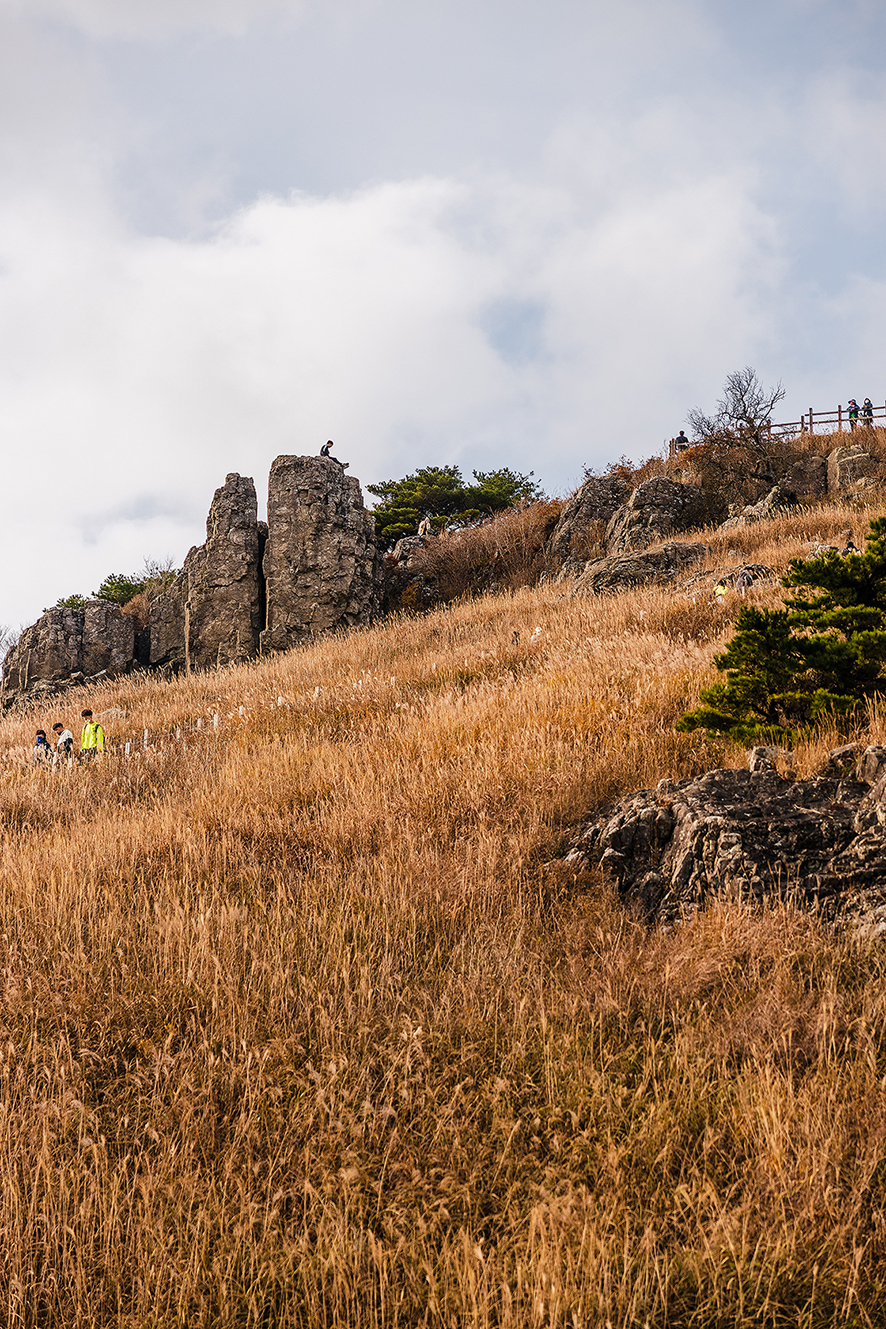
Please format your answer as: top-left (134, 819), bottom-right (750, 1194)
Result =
top-left (1, 0), bottom-right (886, 627)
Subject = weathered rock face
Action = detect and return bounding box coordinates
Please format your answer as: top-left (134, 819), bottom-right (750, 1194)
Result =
top-left (562, 745), bottom-right (886, 929)
top-left (148, 572), bottom-right (188, 671)
top-left (718, 482), bottom-right (798, 531)
top-left (785, 454), bottom-right (827, 500)
top-left (185, 473), bottom-right (262, 670)
top-left (569, 541), bottom-right (708, 596)
top-left (260, 456), bottom-right (382, 653)
top-left (2, 601), bottom-right (136, 704)
top-left (605, 479), bottom-right (707, 555)
top-left (547, 474), bottom-right (631, 563)
top-left (149, 473), bottom-right (262, 671)
top-left (828, 445), bottom-right (875, 494)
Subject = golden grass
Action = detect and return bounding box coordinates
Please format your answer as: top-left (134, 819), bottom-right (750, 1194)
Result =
top-left (2, 500), bottom-right (886, 1325)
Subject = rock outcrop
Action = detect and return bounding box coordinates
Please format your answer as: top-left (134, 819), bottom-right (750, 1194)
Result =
top-left (569, 541), bottom-right (708, 596)
top-left (718, 482), bottom-right (797, 530)
top-left (828, 445), bottom-right (875, 494)
top-left (785, 454), bottom-right (827, 500)
top-left (187, 473), bottom-right (263, 670)
top-left (260, 456), bottom-right (382, 654)
top-left (3, 458), bottom-right (382, 706)
top-left (605, 479), bottom-right (707, 555)
top-left (562, 745), bottom-right (886, 929)
top-left (1, 601), bottom-right (136, 702)
top-left (547, 474), bottom-right (631, 563)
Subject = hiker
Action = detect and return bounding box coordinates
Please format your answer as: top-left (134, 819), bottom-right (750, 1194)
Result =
top-left (31, 730), bottom-right (54, 766)
top-left (320, 440), bottom-right (348, 469)
top-left (711, 580), bottom-right (728, 606)
top-left (674, 429), bottom-right (690, 451)
top-left (848, 399), bottom-right (859, 430)
top-left (862, 398), bottom-right (874, 426)
top-left (79, 709), bottom-right (105, 760)
top-left (417, 516), bottom-right (433, 537)
top-left (52, 721), bottom-right (74, 764)
top-left (735, 567), bottom-right (753, 597)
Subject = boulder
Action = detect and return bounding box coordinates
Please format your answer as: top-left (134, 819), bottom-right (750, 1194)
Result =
top-left (570, 541), bottom-right (708, 596)
top-left (605, 479), bottom-right (707, 554)
top-left (260, 456), bottom-right (383, 653)
top-left (1, 600), bottom-right (136, 705)
top-left (828, 445), bottom-right (875, 494)
top-left (562, 758), bottom-right (886, 929)
top-left (785, 453), bottom-right (827, 500)
top-left (547, 473), bottom-right (631, 563)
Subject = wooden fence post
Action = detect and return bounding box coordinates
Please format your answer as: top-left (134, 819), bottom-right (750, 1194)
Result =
top-left (809, 408), bottom-right (814, 434)
top-left (838, 404), bottom-right (842, 430)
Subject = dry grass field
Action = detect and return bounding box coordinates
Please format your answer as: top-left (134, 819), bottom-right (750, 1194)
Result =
top-left (2, 498), bottom-right (886, 1326)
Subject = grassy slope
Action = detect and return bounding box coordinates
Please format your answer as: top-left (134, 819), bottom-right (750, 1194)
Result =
top-left (1, 500), bottom-right (886, 1325)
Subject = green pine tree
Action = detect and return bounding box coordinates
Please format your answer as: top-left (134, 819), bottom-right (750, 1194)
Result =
top-left (678, 516), bottom-right (886, 742)
top-left (367, 465), bottom-right (543, 548)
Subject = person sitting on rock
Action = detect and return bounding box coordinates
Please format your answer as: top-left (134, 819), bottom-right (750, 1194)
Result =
top-left (417, 516), bottom-right (433, 537)
top-left (735, 567), bottom-right (753, 597)
top-left (79, 709), bottom-right (105, 760)
top-left (52, 721), bottom-right (74, 763)
top-left (320, 440), bottom-right (348, 469)
top-left (31, 730), bottom-right (54, 766)
top-left (711, 580), bottom-right (728, 605)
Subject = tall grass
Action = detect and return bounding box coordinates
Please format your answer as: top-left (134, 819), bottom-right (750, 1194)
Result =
top-left (1, 501), bottom-right (886, 1325)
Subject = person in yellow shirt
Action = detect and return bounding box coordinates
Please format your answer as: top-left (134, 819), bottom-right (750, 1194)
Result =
top-left (79, 708), bottom-right (106, 760)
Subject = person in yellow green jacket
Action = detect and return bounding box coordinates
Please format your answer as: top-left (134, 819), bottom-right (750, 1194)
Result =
top-left (79, 708), bottom-right (106, 759)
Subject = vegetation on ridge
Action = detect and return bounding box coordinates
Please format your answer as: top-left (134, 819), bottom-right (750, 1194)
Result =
top-left (678, 514), bottom-right (886, 742)
top-left (367, 463), bottom-right (544, 547)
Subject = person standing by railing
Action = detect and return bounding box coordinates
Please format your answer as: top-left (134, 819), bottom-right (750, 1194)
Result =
top-left (848, 399), bottom-right (859, 430)
top-left (862, 398), bottom-right (874, 427)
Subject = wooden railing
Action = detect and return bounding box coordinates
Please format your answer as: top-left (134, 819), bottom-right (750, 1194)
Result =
top-left (669, 399), bottom-right (885, 456)
top-left (770, 401), bottom-right (886, 437)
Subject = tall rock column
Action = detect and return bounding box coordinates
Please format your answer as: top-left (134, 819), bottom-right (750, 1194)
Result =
top-left (148, 472), bottom-right (262, 671)
top-left (185, 473), bottom-right (262, 669)
top-left (261, 456), bottom-right (382, 653)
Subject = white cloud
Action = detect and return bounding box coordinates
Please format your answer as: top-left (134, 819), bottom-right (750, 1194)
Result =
top-left (0, 0), bottom-right (314, 39)
top-left (0, 157), bottom-right (782, 626)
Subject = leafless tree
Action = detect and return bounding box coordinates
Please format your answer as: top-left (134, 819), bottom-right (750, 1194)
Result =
top-left (688, 366), bottom-right (786, 457)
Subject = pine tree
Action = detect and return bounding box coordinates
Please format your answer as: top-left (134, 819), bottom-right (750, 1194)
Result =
top-left (677, 516), bottom-right (886, 742)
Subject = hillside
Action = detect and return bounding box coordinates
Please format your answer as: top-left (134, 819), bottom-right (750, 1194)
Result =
top-left (2, 495), bottom-right (886, 1325)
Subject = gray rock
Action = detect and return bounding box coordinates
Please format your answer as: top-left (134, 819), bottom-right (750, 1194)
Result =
top-left (147, 570), bottom-right (188, 671)
top-left (718, 483), bottom-right (797, 530)
top-left (548, 473), bottom-right (631, 563)
top-left (828, 445), bottom-right (875, 494)
top-left (260, 455), bottom-right (383, 653)
top-left (564, 765), bottom-right (886, 927)
top-left (571, 541), bottom-right (708, 596)
top-left (605, 478), bottom-right (708, 554)
top-left (1, 600), bottom-right (136, 705)
top-left (184, 473), bottom-right (262, 670)
top-left (785, 453), bottom-right (827, 500)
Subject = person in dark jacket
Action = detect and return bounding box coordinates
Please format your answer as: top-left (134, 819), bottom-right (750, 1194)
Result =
top-left (320, 440), bottom-right (348, 469)
top-left (862, 398), bottom-right (874, 426)
top-left (31, 730), bottom-right (53, 766)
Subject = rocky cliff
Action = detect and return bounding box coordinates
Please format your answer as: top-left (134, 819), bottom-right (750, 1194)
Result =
top-left (2, 458), bottom-right (383, 706)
